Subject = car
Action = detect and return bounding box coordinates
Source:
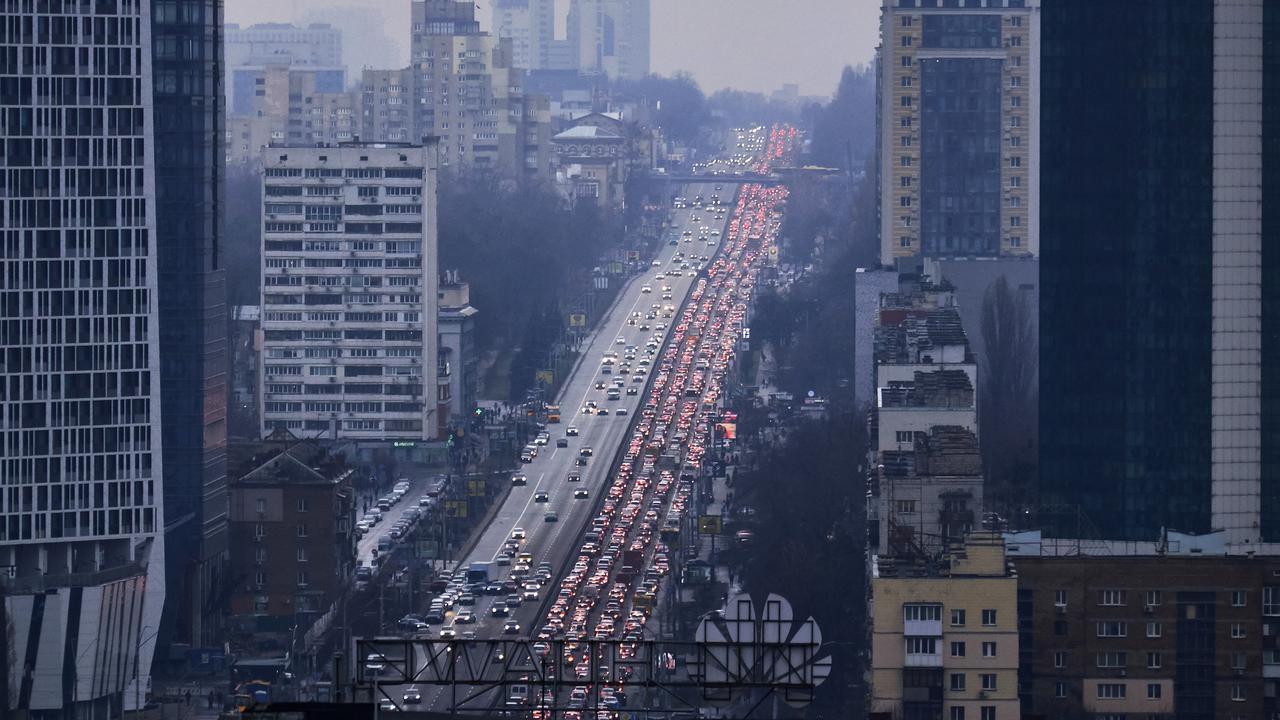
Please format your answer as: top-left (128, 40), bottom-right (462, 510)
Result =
top-left (462, 630), bottom-right (477, 640)
top-left (495, 553), bottom-right (512, 566)
top-left (511, 527), bottom-right (526, 540)
top-left (534, 491), bottom-right (549, 503)
top-left (523, 588), bottom-right (539, 601)
top-left (503, 621), bottom-right (521, 635)
top-left (580, 447), bottom-right (594, 457)
top-left (458, 593), bottom-right (476, 606)
top-left (520, 450), bottom-right (534, 463)
top-left (534, 432), bottom-right (549, 446)
top-left (454, 610), bottom-right (476, 624)
top-left (511, 473), bottom-right (528, 487)
top-left (491, 603), bottom-right (510, 617)
top-left (597, 408), bottom-right (609, 416)
top-left (615, 337), bottom-right (626, 345)
top-left (544, 511), bottom-right (559, 522)
top-left (651, 260), bottom-right (661, 267)
top-left (595, 381), bottom-right (606, 390)
top-left (641, 286), bottom-right (652, 294)
top-left (556, 437), bottom-right (569, 448)
top-left (438, 626), bottom-right (457, 640)
top-left (566, 426), bottom-right (579, 436)
top-left (616, 408), bottom-right (629, 416)
top-left (403, 689), bottom-right (422, 705)
top-left (574, 489), bottom-right (589, 500)
top-left (567, 471), bottom-right (582, 482)
top-left (576, 456), bottom-right (588, 466)
top-left (626, 387), bottom-right (638, 396)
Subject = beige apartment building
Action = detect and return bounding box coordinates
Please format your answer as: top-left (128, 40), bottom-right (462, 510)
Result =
top-left (878, 0), bottom-right (1039, 266)
top-left (871, 532), bottom-right (1021, 720)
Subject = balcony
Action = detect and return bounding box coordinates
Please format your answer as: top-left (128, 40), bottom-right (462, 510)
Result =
top-left (904, 650), bottom-right (943, 668)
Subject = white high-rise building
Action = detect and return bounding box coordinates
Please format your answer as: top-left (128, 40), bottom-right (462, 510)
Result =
top-left (566, 0), bottom-right (651, 81)
top-left (1, 2), bottom-right (168, 716)
top-left (259, 143), bottom-right (443, 442)
top-left (492, 0), bottom-right (555, 71)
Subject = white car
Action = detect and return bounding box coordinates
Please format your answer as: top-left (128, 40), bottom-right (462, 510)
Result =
top-left (641, 286), bottom-right (652, 294)
top-left (651, 260), bottom-right (661, 267)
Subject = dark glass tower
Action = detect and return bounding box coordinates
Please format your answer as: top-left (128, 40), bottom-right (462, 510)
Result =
top-left (1040, 0), bottom-right (1270, 544)
top-left (151, 0), bottom-right (230, 651)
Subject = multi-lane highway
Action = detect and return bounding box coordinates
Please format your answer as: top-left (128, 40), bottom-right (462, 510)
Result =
top-left (375, 182), bottom-right (738, 710)
top-left (363, 125), bottom-right (800, 714)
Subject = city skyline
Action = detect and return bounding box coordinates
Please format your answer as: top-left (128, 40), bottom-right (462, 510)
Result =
top-left (223, 0), bottom-right (878, 96)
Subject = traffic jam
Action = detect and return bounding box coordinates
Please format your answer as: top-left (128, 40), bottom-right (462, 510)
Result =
top-left (532, 125), bottom-right (798, 715)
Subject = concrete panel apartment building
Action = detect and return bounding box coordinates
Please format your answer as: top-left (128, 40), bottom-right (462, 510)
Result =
top-left (258, 143), bottom-right (444, 444)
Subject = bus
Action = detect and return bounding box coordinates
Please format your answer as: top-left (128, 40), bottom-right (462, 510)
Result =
top-left (545, 404), bottom-right (561, 423)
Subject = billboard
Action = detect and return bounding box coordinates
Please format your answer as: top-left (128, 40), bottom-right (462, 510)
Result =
top-left (714, 422), bottom-right (737, 440)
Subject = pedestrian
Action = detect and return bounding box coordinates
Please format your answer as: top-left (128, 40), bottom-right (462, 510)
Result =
top-left (208, 690), bottom-right (216, 709)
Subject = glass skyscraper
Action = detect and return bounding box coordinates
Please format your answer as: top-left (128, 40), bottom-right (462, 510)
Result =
top-left (1040, 0), bottom-right (1272, 545)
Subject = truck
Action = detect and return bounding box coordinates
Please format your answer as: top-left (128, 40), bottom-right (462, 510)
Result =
top-left (466, 561), bottom-right (492, 585)
top-left (545, 404), bottom-right (561, 424)
top-left (623, 549), bottom-right (644, 569)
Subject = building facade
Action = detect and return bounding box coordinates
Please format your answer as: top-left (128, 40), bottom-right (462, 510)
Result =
top-left (360, 68), bottom-right (415, 145)
top-left (566, 0), bottom-right (651, 81)
top-left (1039, 0), bottom-right (1275, 545)
top-left (223, 22), bottom-right (343, 96)
top-left (870, 533), bottom-right (1020, 720)
top-left (0, 1), bottom-right (170, 715)
top-left (226, 65), bottom-right (356, 167)
top-left (492, 0), bottom-right (555, 71)
top-left (153, 0), bottom-right (232, 666)
top-left (404, 0), bottom-right (548, 178)
top-left (877, 0), bottom-right (1039, 266)
top-left (258, 143), bottom-right (442, 443)
top-left (226, 442), bottom-right (356, 659)
top-left (438, 272), bottom-right (479, 422)
top-left (1014, 554), bottom-right (1280, 720)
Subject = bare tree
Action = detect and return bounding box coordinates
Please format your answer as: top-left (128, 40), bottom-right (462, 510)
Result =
top-left (979, 275), bottom-right (1038, 514)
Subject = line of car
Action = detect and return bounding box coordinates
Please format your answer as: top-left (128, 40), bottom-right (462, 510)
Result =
top-left (531, 128), bottom-right (798, 715)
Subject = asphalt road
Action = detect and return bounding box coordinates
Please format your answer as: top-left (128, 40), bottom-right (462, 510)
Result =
top-left (377, 183), bottom-right (737, 712)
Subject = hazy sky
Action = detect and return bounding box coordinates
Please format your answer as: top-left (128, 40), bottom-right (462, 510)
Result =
top-left (224, 0), bottom-right (879, 97)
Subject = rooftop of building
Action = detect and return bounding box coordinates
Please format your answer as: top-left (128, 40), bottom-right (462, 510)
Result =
top-left (553, 125), bottom-right (624, 141)
top-left (879, 369), bottom-right (975, 408)
top-left (231, 435), bottom-right (357, 488)
top-left (874, 306), bottom-right (972, 364)
top-left (882, 425), bottom-right (982, 477)
top-left (874, 531), bottom-right (1013, 579)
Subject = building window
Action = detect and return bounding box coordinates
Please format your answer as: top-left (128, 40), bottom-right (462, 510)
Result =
top-left (254, 523), bottom-right (265, 539)
top-left (950, 673), bottom-right (965, 691)
top-left (901, 155), bottom-right (912, 166)
top-left (901, 76), bottom-right (913, 88)
top-left (1231, 590), bottom-right (1247, 607)
top-left (1096, 621), bottom-right (1127, 637)
top-left (1147, 652), bottom-right (1162, 669)
top-left (902, 35), bottom-right (913, 47)
top-left (901, 116), bottom-right (912, 128)
top-left (980, 708), bottom-right (995, 720)
top-left (904, 604), bottom-right (940, 622)
top-left (1009, 156), bottom-right (1022, 168)
top-left (1097, 683), bottom-right (1126, 699)
top-left (255, 571), bottom-right (266, 587)
top-left (1146, 621), bottom-right (1162, 638)
top-left (901, 96), bottom-right (913, 108)
top-left (982, 609), bottom-right (997, 626)
top-left (902, 15), bottom-right (913, 27)
top-left (980, 674), bottom-right (996, 691)
top-left (297, 524), bottom-right (309, 538)
top-left (896, 500), bottom-right (917, 514)
top-left (1054, 589), bottom-right (1068, 608)
top-left (1231, 623), bottom-right (1246, 639)
top-left (896, 430), bottom-right (914, 443)
top-left (1147, 683), bottom-right (1162, 700)
top-left (951, 641), bottom-right (966, 657)
top-left (949, 708), bottom-right (964, 720)
top-left (297, 547), bottom-right (309, 562)
top-left (982, 642), bottom-right (997, 658)
top-left (1096, 651), bottom-right (1126, 668)
top-left (1010, 115), bottom-right (1021, 128)
top-left (1010, 216), bottom-right (1021, 227)
top-left (1054, 651), bottom-right (1066, 668)
top-left (1232, 652), bottom-right (1246, 670)
top-left (256, 498), bottom-right (266, 513)
top-left (1232, 685), bottom-right (1246, 702)
top-left (1145, 590), bottom-right (1161, 607)
top-left (1055, 682), bottom-right (1067, 698)
top-left (296, 498), bottom-right (309, 513)
top-left (297, 570), bottom-right (309, 587)
top-left (1265, 587), bottom-right (1280, 615)
top-left (902, 56), bottom-right (912, 67)
top-left (1010, 176), bottom-right (1021, 188)
top-left (1009, 135), bottom-right (1021, 147)
top-left (952, 609), bottom-right (966, 627)
top-left (906, 637), bottom-right (938, 654)
top-left (900, 196), bottom-right (912, 207)
top-left (901, 136), bottom-right (913, 148)
top-left (900, 236), bottom-right (912, 247)
top-left (1010, 95), bottom-right (1021, 108)
top-left (901, 175), bottom-right (913, 187)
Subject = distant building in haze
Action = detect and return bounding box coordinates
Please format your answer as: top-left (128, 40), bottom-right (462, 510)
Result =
top-left (876, 0), bottom-right (1039, 267)
top-left (566, 0), bottom-right (651, 81)
top-left (224, 23), bottom-right (344, 111)
top-left (1038, 0), bottom-right (1275, 546)
top-left (493, 0), bottom-right (556, 71)
top-left (226, 65), bottom-right (355, 167)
